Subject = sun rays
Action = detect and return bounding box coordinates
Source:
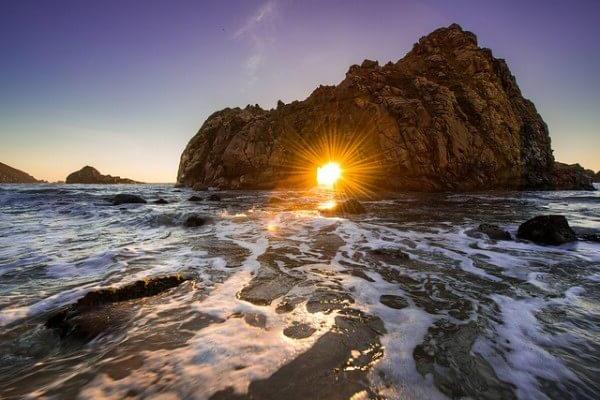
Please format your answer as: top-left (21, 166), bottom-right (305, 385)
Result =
top-left (278, 119), bottom-right (384, 198)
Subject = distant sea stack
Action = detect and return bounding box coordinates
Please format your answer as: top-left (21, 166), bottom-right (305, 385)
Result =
top-left (178, 24), bottom-right (593, 192)
top-left (0, 162), bottom-right (39, 183)
top-left (66, 166), bottom-right (140, 184)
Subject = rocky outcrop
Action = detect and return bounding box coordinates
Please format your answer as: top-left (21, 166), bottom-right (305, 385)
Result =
top-left (46, 275), bottom-right (189, 340)
top-left (66, 166), bottom-right (140, 184)
top-left (0, 162), bottom-right (39, 183)
top-left (178, 24), bottom-right (590, 192)
top-left (552, 162), bottom-right (595, 190)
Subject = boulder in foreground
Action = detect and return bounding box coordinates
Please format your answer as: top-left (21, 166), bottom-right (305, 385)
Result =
top-left (517, 215), bottom-right (577, 245)
top-left (66, 166), bottom-right (140, 184)
top-left (46, 275), bottom-right (189, 340)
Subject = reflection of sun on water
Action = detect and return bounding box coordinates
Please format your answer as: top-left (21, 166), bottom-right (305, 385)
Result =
top-left (317, 199), bottom-right (337, 210)
top-left (317, 162), bottom-right (342, 188)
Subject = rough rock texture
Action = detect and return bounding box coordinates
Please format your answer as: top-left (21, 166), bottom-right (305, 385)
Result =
top-left (552, 162), bottom-right (595, 190)
top-left (66, 166), bottom-right (140, 184)
top-left (178, 24), bottom-right (589, 192)
top-left (184, 214), bottom-right (211, 227)
top-left (517, 215), bottom-right (577, 245)
top-left (477, 224), bottom-right (512, 241)
top-left (0, 162), bottom-right (39, 183)
top-left (46, 275), bottom-right (189, 340)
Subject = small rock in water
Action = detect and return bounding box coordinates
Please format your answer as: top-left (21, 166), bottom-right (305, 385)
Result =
top-left (580, 233), bottom-right (600, 243)
top-left (517, 215), bottom-right (577, 245)
top-left (477, 224), bottom-right (512, 241)
top-left (267, 196), bottom-right (284, 205)
top-left (244, 312), bottom-right (267, 328)
top-left (207, 193), bottom-right (221, 201)
top-left (154, 198), bottom-right (169, 205)
top-left (188, 195), bottom-right (203, 202)
top-left (320, 198), bottom-right (366, 216)
top-left (306, 289), bottom-right (355, 314)
top-left (184, 214), bottom-right (210, 227)
top-left (369, 247), bottom-right (410, 260)
top-left (112, 193), bottom-right (147, 205)
top-left (283, 323), bottom-right (316, 339)
top-left (379, 294), bottom-right (409, 309)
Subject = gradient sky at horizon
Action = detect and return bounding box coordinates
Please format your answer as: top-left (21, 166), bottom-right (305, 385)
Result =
top-left (1, 0), bottom-right (599, 182)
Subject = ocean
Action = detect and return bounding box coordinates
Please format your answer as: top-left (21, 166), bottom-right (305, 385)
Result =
top-left (0, 184), bottom-right (599, 399)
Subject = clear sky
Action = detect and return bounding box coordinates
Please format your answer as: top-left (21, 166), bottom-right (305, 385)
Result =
top-left (1, 0), bottom-right (599, 182)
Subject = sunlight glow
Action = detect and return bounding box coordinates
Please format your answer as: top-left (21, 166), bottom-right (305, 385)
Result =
top-left (317, 199), bottom-right (337, 210)
top-left (317, 162), bottom-right (342, 188)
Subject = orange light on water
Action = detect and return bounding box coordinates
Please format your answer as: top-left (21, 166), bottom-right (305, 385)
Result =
top-left (317, 199), bottom-right (337, 210)
top-left (317, 162), bottom-right (342, 188)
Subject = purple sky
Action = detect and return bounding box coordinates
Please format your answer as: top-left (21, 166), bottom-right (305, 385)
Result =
top-left (1, 0), bottom-right (599, 182)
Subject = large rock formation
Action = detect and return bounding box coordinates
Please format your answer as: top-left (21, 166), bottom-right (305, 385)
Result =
top-left (0, 162), bottom-right (39, 183)
top-left (177, 24), bottom-right (591, 192)
top-left (66, 166), bottom-right (140, 184)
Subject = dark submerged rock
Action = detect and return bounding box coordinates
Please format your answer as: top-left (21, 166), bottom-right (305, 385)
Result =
top-left (250, 310), bottom-right (384, 399)
top-left (580, 233), bottom-right (600, 243)
top-left (477, 224), bottom-right (512, 241)
top-left (46, 275), bottom-right (189, 340)
top-left (112, 194), bottom-right (147, 205)
top-left (369, 247), bottom-right (410, 261)
top-left (212, 309), bottom-right (385, 400)
top-left (238, 266), bottom-right (299, 306)
top-left (153, 198), bottom-right (169, 205)
top-left (267, 196), bottom-right (285, 205)
top-left (306, 289), bottom-right (355, 314)
top-left (283, 323), bottom-right (316, 339)
top-left (184, 214), bottom-right (210, 228)
top-left (244, 312), bottom-right (267, 328)
top-left (188, 195), bottom-right (203, 202)
top-left (414, 320), bottom-right (517, 399)
top-left (379, 294), bottom-right (409, 309)
top-left (517, 215), bottom-right (577, 245)
top-left (207, 193), bottom-right (221, 201)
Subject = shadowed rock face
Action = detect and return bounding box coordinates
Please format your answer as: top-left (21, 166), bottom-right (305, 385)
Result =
top-left (66, 166), bottom-right (140, 184)
top-left (177, 24), bottom-right (588, 192)
top-left (0, 162), bottom-right (39, 183)
top-left (553, 162), bottom-right (595, 190)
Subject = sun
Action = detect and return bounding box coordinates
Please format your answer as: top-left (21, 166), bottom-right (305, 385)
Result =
top-left (317, 162), bottom-right (342, 188)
